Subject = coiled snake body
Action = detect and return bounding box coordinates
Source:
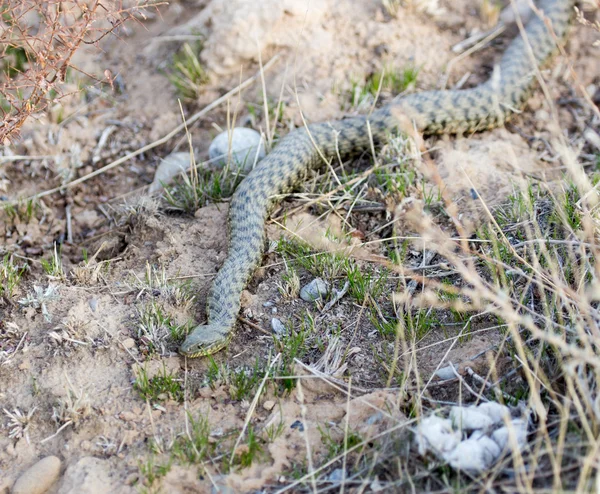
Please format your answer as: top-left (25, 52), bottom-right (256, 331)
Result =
top-left (180, 0), bottom-right (573, 357)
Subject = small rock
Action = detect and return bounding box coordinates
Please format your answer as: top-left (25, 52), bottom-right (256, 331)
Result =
top-left (365, 412), bottom-right (384, 425)
top-left (300, 278), bottom-right (330, 302)
top-left (121, 338), bottom-right (135, 349)
top-left (12, 456), bottom-right (61, 494)
top-left (262, 400), bottom-right (275, 411)
top-left (476, 402), bottom-right (511, 424)
top-left (263, 301), bottom-right (274, 307)
top-left (584, 128), bottom-right (600, 152)
top-left (415, 416), bottom-right (461, 455)
top-left (450, 406), bottom-right (495, 431)
top-left (290, 420), bottom-right (304, 432)
top-left (119, 411), bottom-right (137, 422)
top-left (208, 127), bottom-right (265, 171)
top-left (149, 152), bottom-right (191, 193)
top-left (370, 477), bottom-right (385, 492)
top-left (445, 436), bottom-right (501, 472)
top-left (271, 318), bottom-right (286, 336)
top-left (327, 468), bottom-right (345, 482)
top-left (492, 418), bottom-right (528, 451)
top-left (434, 364), bottom-right (457, 381)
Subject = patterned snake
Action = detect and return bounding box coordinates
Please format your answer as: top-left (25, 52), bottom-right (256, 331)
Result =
top-left (180, 0), bottom-right (573, 357)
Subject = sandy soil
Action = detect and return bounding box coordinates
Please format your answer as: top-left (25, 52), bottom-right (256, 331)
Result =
top-left (1, 0), bottom-right (598, 492)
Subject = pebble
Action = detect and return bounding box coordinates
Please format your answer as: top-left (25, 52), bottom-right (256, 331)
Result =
top-left (12, 456), bottom-right (61, 494)
top-left (327, 468), bottom-right (345, 482)
top-left (271, 318), bottom-right (286, 336)
top-left (262, 400), bottom-right (275, 411)
top-left (492, 418), bottom-right (528, 450)
top-left (121, 338), bottom-right (136, 349)
top-left (149, 152), bottom-right (191, 193)
top-left (290, 420), bottom-right (305, 432)
top-left (450, 406), bottom-right (495, 431)
top-left (119, 411), bottom-right (137, 422)
top-left (434, 364), bottom-right (456, 381)
top-left (584, 128), bottom-right (600, 152)
top-left (208, 127), bottom-right (265, 171)
top-left (365, 412), bottom-right (384, 425)
top-left (300, 278), bottom-right (330, 302)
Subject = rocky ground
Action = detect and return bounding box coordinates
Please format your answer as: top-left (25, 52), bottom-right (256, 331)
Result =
top-left (1, 0), bottom-right (599, 492)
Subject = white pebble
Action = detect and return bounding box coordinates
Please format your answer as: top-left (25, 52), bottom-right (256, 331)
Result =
top-left (450, 406), bottom-right (495, 431)
top-left (476, 402), bottom-right (511, 424)
top-left (300, 278), bottom-right (330, 302)
top-left (208, 127), bottom-right (265, 171)
top-left (445, 435), bottom-right (501, 472)
top-left (149, 152), bottom-right (191, 193)
top-left (12, 456), bottom-right (61, 494)
top-left (584, 128), bottom-right (600, 152)
top-left (415, 416), bottom-right (461, 456)
top-left (491, 418), bottom-right (528, 451)
top-left (434, 364), bottom-right (457, 381)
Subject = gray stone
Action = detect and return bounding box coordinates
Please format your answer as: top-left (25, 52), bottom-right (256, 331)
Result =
top-left (149, 152), bottom-right (191, 193)
top-left (300, 278), bottom-right (330, 302)
top-left (208, 127), bottom-right (265, 171)
top-left (271, 318), bottom-right (286, 336)
top-left (327, 468), bottom-right (345, 482)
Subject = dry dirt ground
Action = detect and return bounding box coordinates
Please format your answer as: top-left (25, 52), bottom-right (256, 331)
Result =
top-left (1, 0), bottom-right (599, 492)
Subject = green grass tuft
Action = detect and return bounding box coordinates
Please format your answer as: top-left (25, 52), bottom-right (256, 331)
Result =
top-left (168, 41), bottom-right (209, 101)
top-left (134, 365), bottom-right (184, 403)
top-left (0, 254), bottom-right (27, 297)
top-left (171, 412), bottom-right (214, 464)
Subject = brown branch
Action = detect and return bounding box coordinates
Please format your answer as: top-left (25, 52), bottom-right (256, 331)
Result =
top-left (0, 0), bottom-right (156, 144)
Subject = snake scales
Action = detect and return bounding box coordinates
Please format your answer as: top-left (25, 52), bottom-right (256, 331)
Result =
top-left (180, 0), bottom-right (573, 357)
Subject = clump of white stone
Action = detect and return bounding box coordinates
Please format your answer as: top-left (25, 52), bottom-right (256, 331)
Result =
top-left (416, 402), bottom-right (529, 473)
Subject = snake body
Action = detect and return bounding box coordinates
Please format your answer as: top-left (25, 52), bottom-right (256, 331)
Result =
top-left (180, 0), bottom-right (573, 357)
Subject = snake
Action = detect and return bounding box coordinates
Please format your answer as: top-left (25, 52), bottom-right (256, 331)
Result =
top-left (180, 0), bottom-right (573, 357)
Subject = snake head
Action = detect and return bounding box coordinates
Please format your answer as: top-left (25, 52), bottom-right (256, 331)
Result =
top-left (179, 324), bottom-right (230, 358)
